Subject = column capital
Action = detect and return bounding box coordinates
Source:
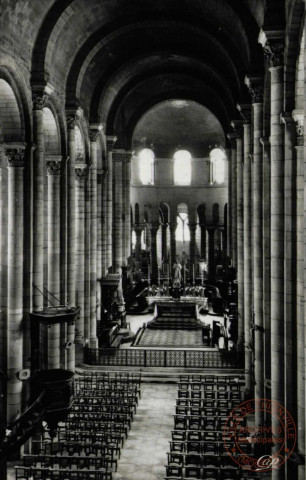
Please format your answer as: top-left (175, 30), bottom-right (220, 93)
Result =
top-left (32, 92), bottom-right (49, 111)
top-left (66, 111), bottom-right (80, 129)
top-left (292, 109), bottom-right (304, 146)
top-left (75, 164), bottom-right (88, 181)
top-left (106, 135), bottom-right (118, 150)
top-left (236, 103), bottom-right (252, 124)
top-left (46, 156), bottom-right (62, 175)
top-left (134, 224), bottom-right (144, 234)
top-left (245, 75), bottom-right (264, 103)
top-left (258, 29), bottom-right (284, 68)
top-left (227, 131), bottom-right (239, 147)
top-left (89, 124), bottom-right (103, 142)
top-left (5, 147), bottom-right (25, 167)
top-left (149, 223), bottom-right (160, 234)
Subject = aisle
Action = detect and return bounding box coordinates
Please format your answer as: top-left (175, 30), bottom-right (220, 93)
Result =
top-left (114, 382), bottom-right (177, 480)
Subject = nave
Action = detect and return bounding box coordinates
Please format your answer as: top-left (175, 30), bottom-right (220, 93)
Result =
top-left (10, 372), bottom-right (264, 480)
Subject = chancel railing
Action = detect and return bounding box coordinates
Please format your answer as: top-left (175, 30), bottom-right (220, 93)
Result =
top-left (84, 347), bottom-right (244, 369)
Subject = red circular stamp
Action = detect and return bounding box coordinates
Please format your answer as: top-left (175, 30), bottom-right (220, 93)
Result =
top-left (223, 398), bottom-right (297, 472)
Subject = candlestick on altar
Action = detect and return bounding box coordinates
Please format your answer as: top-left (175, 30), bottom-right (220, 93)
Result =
top-left (167, 264), bottom-right (169, 284)
top-left (184, 267), bottom-right (186, 285)
top-left (193, 265), bottom-right (195, 285)
top-left (148, 267), bottom-right (151, 289)
top-left (158, 268), bottom-right (160, 287)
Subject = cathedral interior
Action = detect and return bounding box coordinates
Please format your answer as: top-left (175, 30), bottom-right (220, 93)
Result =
top-left (0, 1), bottom-right (305, 479)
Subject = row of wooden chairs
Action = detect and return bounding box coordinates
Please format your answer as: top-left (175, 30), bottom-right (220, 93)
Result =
top-left (178, 389), bottom-right (242, 400)
top-left (178, 381), bottom-right (242, 391)
top-left (22, 454), bottom-right (117, 472)
top-left (176, 398), bottom-right (241, 409)
top-left (179, 374), bottom-right (245, 384)
top-left (16, 466), bottom-right (112, 480)
top-left (165, 377), bottom-right (247, 480)
top-left (165, 464), bottom-right (243, 479)
top-left (16, 371), bottom-right (141, 480)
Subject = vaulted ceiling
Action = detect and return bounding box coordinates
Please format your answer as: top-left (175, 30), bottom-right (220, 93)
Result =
top-left (0, 0), bottom-right (284, 148)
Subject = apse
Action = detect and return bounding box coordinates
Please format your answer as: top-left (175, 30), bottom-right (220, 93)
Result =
top-left (132, 99), bottom-right (225, 158)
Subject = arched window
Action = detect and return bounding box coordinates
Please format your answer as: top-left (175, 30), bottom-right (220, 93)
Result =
top-left (176, 203), bottom-right (190, 242)
top-left (173, 150), bottom-right (192, 185)
top-left (139, 148), bottom-right (154, 184)
top-left (210, 148), bottom-right (225, 184)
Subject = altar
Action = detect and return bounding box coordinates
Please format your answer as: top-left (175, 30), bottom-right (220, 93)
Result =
top-left (145, 295), bottom-right (209, 313)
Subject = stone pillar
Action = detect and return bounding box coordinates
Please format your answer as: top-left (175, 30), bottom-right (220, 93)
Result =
top-left (188, 223), bottom-right (197, 281)
top-left (263, 38), bottom-right (285, 476)
top-left (238, 103), bottom-right (252, 392)
top-left (281, 112), bottom-right (297, 436)
top-left (106, 136), bottom-right (117, 272)
top-left (293, 111), bottom-right (305, 479)
top-left (227, 134), bottom-right (237, 267)
top-left (101, 167), bottom-right (108, 277)
top-left (113, 150), bottom-right (124, 300)
top-left (66, 114), bottom-right (77, 308)
top-left (135, 225), bottom-right (143, 269)
top-left (253, 98), bottom-right (264, 426)
top-left (161, 223), bottom-right (168, 262)
top-left (260, 137), bottom-right (271, 392)
top-left (75, 165), bottom-right (88, 343)
top-left (200, 224), bottom-right (206, 260)
top-left (6, 148), bottom-right (24, 422)
top-left (236, 132), bottom-right (244, 351)
top-left (150, 224), bottom-right (159, 284)
top-left (123, 151), bottom-right (133, 264)
top-left (32, 93), bottom-right (48, 311)
top-left (169, 222), bottom-right (177, 267)
top-left (226, 148), bottom-right (232, 260)
top-left (207, 227), bottom-right (215, 283)
top-left (89, 127), bottom-right (100, 348)
top-left (46, 158), bottom-right (62, 301)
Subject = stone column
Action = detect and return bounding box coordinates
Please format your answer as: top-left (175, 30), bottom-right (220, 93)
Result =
top-left (253, 97), bottom-right (264, 426)
top-left (113, 150), bottom-right (124, 300)
top-left (189, 223), bottom-right (197, 279)
top-left (236, 132), bottom-right (244, 351)
top-left (46, 158), bottom-right (62, 301)
top-left (260, 137), bottom-right (271, 391)
top-left (293, 111), bottom-right (305, 479)
top-left (89, 127), bottom-right (100, 347)
top-left (101, 166), bottom-right (108, 278)
top-left (123, 151), bottom-right (133, 264)
top-left (6, 148), bottom-right (24, 422)
top-left (281, 112), bottom-right (297, 434)
top-left (106, 136), bottom-right (117, 272)
top-left (150, 224), bottom-right (159, 284)
top-left (200, 224), bottom-right (206, 260)
top-left (135, 225), bottom-right (143, 269)
top-left (238, 103), bottom-right (252, 392)
top-left (169, 222), bottom-right (177, 267)
top-left (75, 165), bottom-right (88, 343)
top-left (226, 148), bottom-right (232, 260)
top-left (66, 114), bottom-right (77, 308)
top-left (207, 227), bottom-right (215, 283)
top-left (33, 93), bottom-right (48, 311)
top-left (161, 223), bottom-right (168, 262)
top-left (227, 133), bottom-right (237, 267)
top-left (231, 119), bottom-right (244, 352)
top-left (263, 38), bottom-right (285, 475)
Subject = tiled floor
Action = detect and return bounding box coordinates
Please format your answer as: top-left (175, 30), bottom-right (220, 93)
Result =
top-left (136, 328), bottom-right (204, 347)
top-left (114, 382), bottom-right (177, 480)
